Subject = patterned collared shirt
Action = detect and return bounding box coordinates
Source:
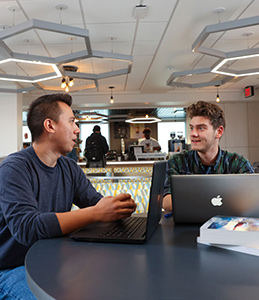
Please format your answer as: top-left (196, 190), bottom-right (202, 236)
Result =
top-left (164, 148), bottom-right (254, 195)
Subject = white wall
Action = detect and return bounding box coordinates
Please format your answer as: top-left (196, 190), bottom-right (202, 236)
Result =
top-left (0, 93), bottom-right (23, 157)
top-left (218, 101), bottom-right (259, 164)
top-left (247, 102), bottom-right (259, 164)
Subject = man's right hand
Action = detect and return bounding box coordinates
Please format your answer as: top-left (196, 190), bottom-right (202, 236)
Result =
top-left (95, 193), bottom-right (137, 222)
top-left (162, 194), bottom-right (172, 211)
top-left (56, 193), bottom-right (136, 235)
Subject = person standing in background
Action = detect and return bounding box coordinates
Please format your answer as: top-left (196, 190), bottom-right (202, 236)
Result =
top-left (138, 128), bottom-right (161, 152)
top-left (66, 133), bottom-right (82, 161)
top-left (85, 125), bottom-right (109, 167)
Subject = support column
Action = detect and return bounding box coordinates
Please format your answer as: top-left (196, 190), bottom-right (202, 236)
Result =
top-left (0, 93), bottom-right (23, 157)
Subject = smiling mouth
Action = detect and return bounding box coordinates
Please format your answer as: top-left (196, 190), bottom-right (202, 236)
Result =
top-left (191, 140), bottom-right (201, 143)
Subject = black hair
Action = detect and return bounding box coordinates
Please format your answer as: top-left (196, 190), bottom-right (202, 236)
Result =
top-left (27, 93), bottom-right (72, 142)
top-left (93, 125), bottom-right (101, 132)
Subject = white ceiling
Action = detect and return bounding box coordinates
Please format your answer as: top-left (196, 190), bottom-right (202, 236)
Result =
top-left (0, 0), bottom-right (259, 110)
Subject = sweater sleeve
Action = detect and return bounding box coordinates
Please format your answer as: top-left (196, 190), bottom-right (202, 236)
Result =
top-left (0, 161), bottom-right (62, 247)
top-left (71, 163), bottom-right (103, 208)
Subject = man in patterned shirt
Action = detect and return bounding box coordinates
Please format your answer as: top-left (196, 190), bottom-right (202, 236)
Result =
top-left (163, 100), bottom-right (254, 211)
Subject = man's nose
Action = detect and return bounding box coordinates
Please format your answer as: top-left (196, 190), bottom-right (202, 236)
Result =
top-left (191, 129), bottom-right (198, 136)
top-left (75, 124), bottom-right (80, 134)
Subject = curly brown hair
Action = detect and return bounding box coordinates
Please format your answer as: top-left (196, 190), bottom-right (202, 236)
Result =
top-left (186, 101), bottom-right (226, 130)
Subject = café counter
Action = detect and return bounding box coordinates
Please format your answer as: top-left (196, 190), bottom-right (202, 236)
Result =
top-left (78, 160), bottom-right (158, 170)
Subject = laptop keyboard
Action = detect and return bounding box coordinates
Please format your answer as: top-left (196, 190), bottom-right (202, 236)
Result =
top-left (100, 217), bottom-right (146, 238)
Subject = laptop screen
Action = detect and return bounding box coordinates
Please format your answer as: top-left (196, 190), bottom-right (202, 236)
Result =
top-left (171, 174), bottom-right (259, 224)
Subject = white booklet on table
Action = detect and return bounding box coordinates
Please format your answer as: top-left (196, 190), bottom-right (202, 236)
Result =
top-left (197, 215), bottom-right (259, 248)
top-left (197, 237), bottom-right (259, 257)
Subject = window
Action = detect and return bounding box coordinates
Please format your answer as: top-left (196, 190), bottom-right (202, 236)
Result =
top-left (158, 121), bottom-right (186, 153)
top-left (79, 123), bottom-right (109, 156)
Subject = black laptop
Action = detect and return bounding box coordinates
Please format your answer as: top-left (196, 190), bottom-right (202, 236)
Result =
top-left (171, 174), bottom-right (259, 224)
top-left (70, 161), bottom-right (166, 244)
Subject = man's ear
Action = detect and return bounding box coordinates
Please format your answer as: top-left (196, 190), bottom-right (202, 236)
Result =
top-left (43, 119), bottom-right (55, 134)
top-left (216, 125), bottom-right (224, 139)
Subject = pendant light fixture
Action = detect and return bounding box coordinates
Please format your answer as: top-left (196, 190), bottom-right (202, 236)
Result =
top-left (61, 78), bottom-right (66, 88)
top-left (215, 85), bottom-right (220, 103)
top-left (60, 65), bottom-right (78, 92)
top-left (125, 114), bottom-right (161, 124)
top-left (61, 77), bottom-right (74, 92)
top-left (109, 86), bottom-right (114, 104)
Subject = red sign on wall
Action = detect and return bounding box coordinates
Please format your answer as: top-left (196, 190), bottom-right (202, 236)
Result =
top-left (244, 86), bottom-right (254, 98)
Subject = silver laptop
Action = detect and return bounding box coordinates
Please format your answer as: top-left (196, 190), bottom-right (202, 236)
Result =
top-left (171, 174), bottom-right (259, 224)
top-left (70, 161), bottom-right (166, 243)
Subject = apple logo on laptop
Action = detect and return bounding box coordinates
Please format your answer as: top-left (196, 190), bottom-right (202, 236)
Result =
top-left (211, 195), bottom-right (223, 206)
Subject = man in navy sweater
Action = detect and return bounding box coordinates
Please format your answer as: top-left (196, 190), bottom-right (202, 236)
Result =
top-left (0, 93), bottom-right (136, 299)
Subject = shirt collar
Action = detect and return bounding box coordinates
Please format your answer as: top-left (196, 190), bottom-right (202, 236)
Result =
top-left (194, 147), bottom-right (222, 170)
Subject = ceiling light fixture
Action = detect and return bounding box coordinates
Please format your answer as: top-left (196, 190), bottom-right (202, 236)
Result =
top-left (0, 18), bottom-right (133, 93)
top-left (125, 116), bottom-right (161, 124)
top-left (167, 16), bottom-right (259, 89)
top-left (109, 86), bottom-right (114, 104)
top-left (60, 65), bottom-right (78, 92)
top-left (61, 78), bottom-right (66, 88)
top-left (211, 53), bottom-right (259, 77)
top-left (68, 78), bottom-right (74, 87)
top-left (192, 16), bottom-right (259, 77)
top-left (215, 85), bottom-right (220, 103)
top-left (75, 112), bottom-right (107, 123)
top-left (167, 67), bottom-right (232, 88)
top-left (0, 58), bottom-right (62, 83)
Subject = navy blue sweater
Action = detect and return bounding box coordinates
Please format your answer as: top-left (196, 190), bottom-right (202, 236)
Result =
top-left (0, 147), bottom-right (102, 269)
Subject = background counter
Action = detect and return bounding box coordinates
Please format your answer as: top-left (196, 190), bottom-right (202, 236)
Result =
top-left (77, 162), bottom-right (157, 213)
